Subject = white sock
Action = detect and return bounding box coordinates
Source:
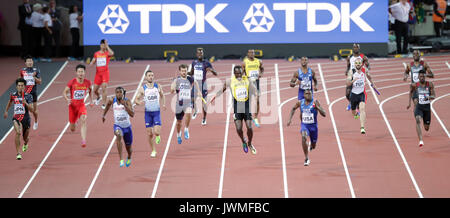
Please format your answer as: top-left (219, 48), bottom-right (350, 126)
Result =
top-left (177, 131), bottom-right (181, 137)
top-left (184, 127), bottom-right (189, 132)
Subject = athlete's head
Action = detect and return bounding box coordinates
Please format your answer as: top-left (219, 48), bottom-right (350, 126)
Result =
top-left (233, 65), bottom-right (243, 79)
top-left (15, 78), bottom-right (26, 93)
top-left (353, 43), bottom-right (360, 54)
top-left (179, 64), bottom-right (188, 78)
top-left (418, 70), bottom-right (426, 83)
top-left (196, 48), bottom-right (204, 60)
top-left (413, 50), bottom-right (421, 62)
top-left (24, 55), bottom-right (33, 68)
top-left (247, 49), bottom-right (255, 59)
top-left (75, 64), bottom-right (86, 80)
top-left (354, 57), bottom-right (363, 70)
top-left (145, 70), bottom-right (154, 83)
top-left (100, 39), bottom-right (107, 50)
top-left (303, 89), bottom-right (312, 102)
top-left (301, 56), bottom-right (308, 67)
top-left (115, 87), bottom-right (126, 100)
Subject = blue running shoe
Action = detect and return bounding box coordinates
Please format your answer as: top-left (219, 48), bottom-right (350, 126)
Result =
top-left (120, 160), bottom-right (124, 167)
top-left (253, 118), bottom-right (260, 128)
top-left (177, 136), bottom-right (182, 144)
top-left (126, 159), bottom-right (131, 167)
top-left (184, 129), bottom-right (189, 139)
top-left (346, 103), bottom-right (351, 111)
top-left (243, 142), bottom-right (248, 153)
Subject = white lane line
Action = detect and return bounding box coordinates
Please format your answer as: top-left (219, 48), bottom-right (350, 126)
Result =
top-left (431, 93), bottom-right (450, 139)
top-left (317, 63), bottom-right (330, 105)
top-left (85, 64), bottom-right (150, 198)
top-left (446, 62), bottom-right (450, 69)
top-left (329, 96), bottom-right (356, 198)
top-left (275, 64), bottom-right (289, 198)
top-left (19, 92), bottom-right (90, 198)
top-left (218, 64), bottom-right (235, 198)
top-left (0, 61), bottom-right (69, 145)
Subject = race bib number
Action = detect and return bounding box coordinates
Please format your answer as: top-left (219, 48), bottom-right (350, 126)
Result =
top-left (250, 70), bottom-right (259, 79)
top-left (24, 74), bottom-right (35, 86)
top-left (302, 112), bottom-right (314, 124)
top-left (412, 73), bottom-right (419, 83)
top-left (145, 90), bottom-right (158, 102)
top-left (115, 115), bottom-right (128, 123)
top-left (73, 90), bottom-right (85, 100)
top-left (418, 94), bottom-right (430, 105)
top-left (194, 69), bottom-right (203, 81)
top-left (236, 87), bottom-right (248, 101)
top-left (300, 79), bottom-right (311, 90)
top-left (179, 89), bottom-right (191, 100)
top-left (14, 104), bottom-right (25, 115)
top-left (97, 57), bottom-right (107, 67)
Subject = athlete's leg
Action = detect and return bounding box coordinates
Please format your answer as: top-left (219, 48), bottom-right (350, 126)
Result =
top-left (13, 120), bottom-right (22, 155)
top-left (415, 115), bottom-right (423, 141)
top-left (244, 119), bottom-right (253, 145)
top-left (32, 102), bottom-right (38, 124)
top-left (234, 119), bottom-right (245, 143)
top-left (184, 107), bottom-right (192, 129)
top-left (301, 131), bottom-right (309, 160)
top-left (287, 101), bottom-right (300, 126)
top-left (93, 84), bottom-right (100, 101)
top-left (80, 114), bottom-right (87, 143)
top-left (153, 125), bottom-right (161, 144)
top-left (101, 82), bottom-right (108, 106)
top-left (146, 127), bottom-right (155, 153)
top-left (23, 126), bottom-right (30, 146)
top-left (114, 128), bottom-right (124, 161)
top-left (359, 102), bottom-right (366, 129)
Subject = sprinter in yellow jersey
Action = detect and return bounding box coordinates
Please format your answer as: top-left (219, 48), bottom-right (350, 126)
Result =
top-left (210, 65), bottom-right (257, 154)
top-left (242, 49), bottom-right (264, 128)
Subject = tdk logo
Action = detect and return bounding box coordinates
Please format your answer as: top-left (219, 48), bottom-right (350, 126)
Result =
top-left (243, 3), bottom-right (275, 32)
top-left (97, 2), bottom-right (375, 34)
top-left (98, 5), bottom-right (129, 34)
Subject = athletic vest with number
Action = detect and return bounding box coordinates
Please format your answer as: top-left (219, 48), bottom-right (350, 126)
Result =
top-left (416, 82), bottom-right (431, 105)
top-left (176, 76), bottom-right (194, 105)
top-left (349, 54), bottom-right (365, 70)
top-left (410, 61), bottom-right (424, 84)
top-left (351, 68), bottom-right (366, 95)
top-left (20, 67), bottom-right (40, 93)
top-left (298, 67), bottom-right (313, 92)
top-left (244, 57), bottom-right (261, 80)
top-left (113, 97), bottom-right (131, 128)
top-left (143, 83), bottom-right (160, 112)
top-left (300, 99), bottom-right (318, 125)
top-left (231, 75), bottom-right (250, 102)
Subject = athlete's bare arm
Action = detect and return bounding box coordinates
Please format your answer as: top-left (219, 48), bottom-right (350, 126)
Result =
top-left (346, 71), bottom-right (355, 87)
top-left (104, 40), bottom-right (114, 57)
top-left (3, 97), bottom-right (12, 119)
top-left (210, 78), bottom-right (229, 104)
top-left (134, 86), bottom-right (145, 105)
top-left (249, 79), bottom-right (257, 97)
top-left (123, 98), bottom-right (134, 117)
top-left (424, 62), bottom-right (434, 78)
top-left (345, 56), bottom-right (351, 76)
top-left (24, 96), bottom-right (34, 113)
top-left (170, 79), bottom-right (177, 94)
top-left (429, 82), bottom-right (436, 100)
top-left (311, 69), bottom-right (318, 91)
top-left (188, 64), bottom-right (194, 76)
top-left (158, 84), bottom-right (166, 110)
top-left (290, 71), bottom-right (299, 88)
top-left (88, 85), bottom-right (93, 104)
top-left (34, 71), bottom-right (42, 85)
top-left (403, 64), bottom-right (411, 81)
top-left (314, 100), bottom-right (326, 117)
top-left (63, 86), bottom-right (71, 105)
top-left (258, 60), bottom-right (264, 78)
top-left (407, 83), bottom-right (417, 109)
top-left (241, 62), bottom-right (246, 75)
top-left (206, 67), bottom-right (218, 76)
top-left (102, 97), bottom-right (113, 122)
top-left (363, 56), bottom-right (370, 70)
top-left (366, 71), bottom-right (376, 89)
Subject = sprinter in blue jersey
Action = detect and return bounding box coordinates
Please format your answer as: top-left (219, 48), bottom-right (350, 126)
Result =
top-left (286, 57), bottom-right (318, 126)
top-left (299, 89), bottom-right (326, 166)
top-left (134, 70), bottom-right (166, 158)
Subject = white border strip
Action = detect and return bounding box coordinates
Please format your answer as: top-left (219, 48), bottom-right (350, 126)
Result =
top-left (431, 93), bottom-right (450, 139)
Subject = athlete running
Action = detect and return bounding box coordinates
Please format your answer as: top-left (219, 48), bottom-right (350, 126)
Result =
top-left (89, 39), bottom-right (114, 109)
top-left (407, 70), bottom-right (436, 147)
top-left (298, 89), bottom-right (326, 166)
top-left (345, 44), bottom-right (370, 111)
top-left (3, 78), bottom-right (34, 160)
top-left (211, 65), bottom-right (257, 154)
top-left (287, 57), bottom-right (318, 126)
top-left (62, 64), bottom-right (93, 147)
top-left (188, 47), bottom-right (217, 126)
top-left (20, 55), bottom-right (41, 130)
top-left (171, 64), bottom-right (202, 144)
top-left (134, 70), bottom-right (166, 157)
top-left (242, 49), bottom-right (264, 128)
top-left (346, 57), bottom-right (376, 134)
top-left (404, 50), bottom-right (434, 109)
top-left (103, 87), bottom-right (135, 167)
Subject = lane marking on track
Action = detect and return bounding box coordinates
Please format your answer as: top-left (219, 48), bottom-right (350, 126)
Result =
top-left (378, 84), bottom-right (450, 198)
top-left (446, 62), bottom-right (450, 69)
top-left (431, 93), bottom-right (450, 139)
top-left (85, 64), bottom-right (150, 198)
top-left (275, 64), bottom-right (289, 198)
top-left (19, 92), bottom-right (90, 198)
top-left (218, 64), bottom-right (234, 198)
top-left (0, 61), bottom-right (69, 145)
top-left (318, 64), bottom-right (330, 105)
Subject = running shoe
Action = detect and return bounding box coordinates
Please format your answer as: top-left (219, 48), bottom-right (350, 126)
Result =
top-left (120, 160), bottom-right (124, 167)
top-left (33, 122), bottom-right (38, 130)
top-left (177, 136), bottom-right (182, 144)
top-left (81, 140), bottom-right (86, 148)
top-left (16, 153), bottom-right (22, 160)
top-left (361, 127), bottom-right (366, 134)
top-left (419, 140), bottom-right (424, 147)
top-left (22, 144), bottom-right (28, 152)
top-left (101, 104), bottom-right (106, 110)
top-left (95, 97), bottom-right (101, 105)
top-left (126, 159), bottom-right (131, 167)
top-left (253, 118), bottom-right (260, 128)
top-left (151, 150), bottom-right (157, 158)
top-left (192, 110), bottom-right (197, 119)
top-left (249, 144), bottom-right (257, 155)
top-left (201, 118), bottom-right (207, 126)
top-left (346, 103), bottom-right (351, 111)
top-left (184, 128), bottom-right (189, 139)
top-left (242, 142), bottom-right (248, 153)
top-left (304, 158), bottom-right (310, 166)
top-left (354, 114), bottom-right (360, 119)
top-left (155, 135), bottom-right (161, 144)
top-left (356, 108), bottom-right (360, 116)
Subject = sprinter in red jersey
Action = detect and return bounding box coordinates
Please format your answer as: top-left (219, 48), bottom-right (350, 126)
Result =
top-left (89, 39), bottom-right (114, 109)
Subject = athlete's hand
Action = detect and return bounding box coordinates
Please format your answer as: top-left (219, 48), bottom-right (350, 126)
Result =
top-left (210, 95), bottom-right (216, 104)
top-left (314, 100), bottom-right (320, 108)
top-left (287, 119), bottom-right (291, 126)
top-left (102, 116), bottom-right (105, 123)
top-left (66, 98), bottom-right (71, 105)
top-left (407, 103), bottom-right (411, 110)
top-left (403, 76), bottom-right (407, 82)
top-left (314, 87), bottom-right (318, 92)
top-left (3, 111), bottom-right (7, 119)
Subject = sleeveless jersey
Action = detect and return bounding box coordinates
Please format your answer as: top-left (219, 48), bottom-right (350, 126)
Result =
top-left (410, 61), bottom-right (424, 84)
top-left (94, 51), bottom-right (110, 73)
top-left (192, 59), bottom-right (212, 82)
top-left (298, 67), bottom-right (313, 91)
top-left (143, 83), bottom-right (160, 112)
top-left (20, 67), bottom-right (40, 93)
top-left (230, 75), bottom-right (250, 102)
top-left (244, 57), bottom-right (261, 80)
top-left (10, 91), bottom-right (33, 121)
top-left (176, 76), bottom-right (194, 105)
top-left (113, 97), bottom-right (131, 128)
top-left (416, 82), bottom-right (431, 106)
top-left (351, 68), bottom-right (366, 95)
top-left (300, 99), bottom-right (318, 125)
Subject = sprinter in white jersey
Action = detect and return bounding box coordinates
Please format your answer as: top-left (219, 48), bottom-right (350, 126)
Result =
top-left (102, 87), bottom-right (135, 167)
top-left (345, 44), bottom-right (370, 111)
top-left (134, 70), bottom-right (166, 158)
top-left (346, 57), bottom-right (376, 134)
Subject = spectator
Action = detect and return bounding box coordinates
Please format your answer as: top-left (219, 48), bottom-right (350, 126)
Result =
top-left (49, 0), bottom-right (62, 57)
top-left (389, 0), bottom-right (413, 54)
top-left (433, 0), bottom-right (447, 37)
top-left (69, 5), bottom-right (83, 60)
top-left (18, 0), bottom-right (33, 59)
top-left (42, 6), bottom-right (53, 62)
top-left (31, 3), bottom-right (44, 60)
